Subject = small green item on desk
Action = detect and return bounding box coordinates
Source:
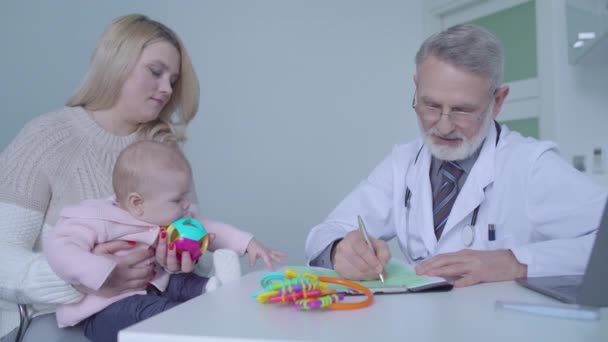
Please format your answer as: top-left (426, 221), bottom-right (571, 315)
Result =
top-left (288, 259), bottom-right (453, 294)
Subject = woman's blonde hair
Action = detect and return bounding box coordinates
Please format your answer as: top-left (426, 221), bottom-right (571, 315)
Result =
top-left (67, 14), bottom-right (199, 145)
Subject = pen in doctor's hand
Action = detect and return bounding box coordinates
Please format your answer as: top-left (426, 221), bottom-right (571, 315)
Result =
top-left (357, 215), bottom-right (385, 283)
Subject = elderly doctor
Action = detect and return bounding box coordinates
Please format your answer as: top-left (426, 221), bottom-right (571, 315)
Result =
top-left (305, 24), bottom-right (607, 287)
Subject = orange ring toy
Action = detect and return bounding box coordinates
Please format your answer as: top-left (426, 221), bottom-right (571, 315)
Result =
top-left (318, 276), bottom-right (374, 310)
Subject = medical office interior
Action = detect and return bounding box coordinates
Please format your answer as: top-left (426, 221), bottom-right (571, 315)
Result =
top-left (1, 0), bottom-right (607, 268)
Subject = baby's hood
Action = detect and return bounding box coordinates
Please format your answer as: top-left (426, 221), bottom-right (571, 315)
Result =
top-left (59, 197), bottom-right (154, 227)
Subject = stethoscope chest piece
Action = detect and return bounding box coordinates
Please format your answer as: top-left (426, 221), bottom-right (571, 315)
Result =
top-left (461, 224), bottom-right (475, 247)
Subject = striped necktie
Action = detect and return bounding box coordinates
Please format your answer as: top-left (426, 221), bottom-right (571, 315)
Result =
top-left (433, 161), bottom-right (464, 240)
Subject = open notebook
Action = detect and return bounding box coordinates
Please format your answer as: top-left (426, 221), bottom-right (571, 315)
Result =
top-left (287, 259), bottom-right (453, 294)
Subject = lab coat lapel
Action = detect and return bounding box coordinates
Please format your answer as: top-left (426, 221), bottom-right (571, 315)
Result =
top-left (441, 123), bottom-right (498, 237)
top-left (405, 144), bottom-right (437, 253)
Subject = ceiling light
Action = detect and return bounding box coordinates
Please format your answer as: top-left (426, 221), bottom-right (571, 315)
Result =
top-left (578, 32), bottom-right (596, 40)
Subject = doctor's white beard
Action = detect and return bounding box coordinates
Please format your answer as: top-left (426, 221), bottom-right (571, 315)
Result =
top-left (420, 105), bottom-right (495, 161)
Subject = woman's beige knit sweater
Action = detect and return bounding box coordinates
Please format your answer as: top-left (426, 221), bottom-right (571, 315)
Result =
top-left (0, 106), bottom-right (142, 336)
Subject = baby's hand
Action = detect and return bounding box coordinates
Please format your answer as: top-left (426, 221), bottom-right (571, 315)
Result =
top-left (246, 238), bottom-right (287, 270)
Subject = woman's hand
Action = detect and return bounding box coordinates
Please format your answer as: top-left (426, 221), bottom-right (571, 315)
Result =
top-left (82, 240), bottom-right (156, 297)
top-left (155, 227), bottom-right (216, 273)
top-left (246, 238), bottom-right (288, 270)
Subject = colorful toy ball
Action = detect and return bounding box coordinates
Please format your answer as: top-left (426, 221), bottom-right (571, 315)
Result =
top-left (165, 218), bottom-right (209, 260)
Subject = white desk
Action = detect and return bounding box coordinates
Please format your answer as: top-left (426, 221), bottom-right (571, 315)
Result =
top-left (120, 271), bottom-right (608, 342)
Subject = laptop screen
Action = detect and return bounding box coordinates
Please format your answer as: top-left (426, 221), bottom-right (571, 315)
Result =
top-left (579, 199), bottom-right (608, 306)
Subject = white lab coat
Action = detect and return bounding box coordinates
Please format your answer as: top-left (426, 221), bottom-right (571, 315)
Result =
top-left (305, 124), bottom-right (607, 276)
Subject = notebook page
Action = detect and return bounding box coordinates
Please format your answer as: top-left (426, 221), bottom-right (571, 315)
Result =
top-left (287, 259), bottom-right (449, 293)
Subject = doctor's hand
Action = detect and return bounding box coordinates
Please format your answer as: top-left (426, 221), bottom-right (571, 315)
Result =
top-left (415, 249), bottom-right (528, 287)
top-left (332, 230), bottom-right (391, 281)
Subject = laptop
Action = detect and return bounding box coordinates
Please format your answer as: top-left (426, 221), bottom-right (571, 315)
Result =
top-left (515, 201), bottom-right (608, 307)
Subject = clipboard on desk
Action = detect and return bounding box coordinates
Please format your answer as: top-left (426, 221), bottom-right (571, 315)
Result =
top-left (289, 259), bottom-right (453, 294)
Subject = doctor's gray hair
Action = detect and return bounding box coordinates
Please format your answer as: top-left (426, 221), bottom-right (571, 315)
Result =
top-left (415, 24), bottom-right (505, 92)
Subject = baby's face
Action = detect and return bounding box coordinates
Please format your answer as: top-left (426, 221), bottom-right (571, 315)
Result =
top-left (138, 168), bottom-right (193, 226)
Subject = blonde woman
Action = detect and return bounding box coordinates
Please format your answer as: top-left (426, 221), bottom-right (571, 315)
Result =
top-left (0, 14), bottom-right (285, 342)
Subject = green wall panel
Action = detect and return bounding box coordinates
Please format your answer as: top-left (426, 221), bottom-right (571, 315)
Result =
top-left (471, 1), bottom-right (537, 83)
top-left (499, 117), bottom-right (539, 138)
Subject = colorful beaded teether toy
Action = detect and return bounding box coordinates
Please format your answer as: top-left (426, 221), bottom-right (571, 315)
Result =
top-left (252, 269), bottom-right (373, 310)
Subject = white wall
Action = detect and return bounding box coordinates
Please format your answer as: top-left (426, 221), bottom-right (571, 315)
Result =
top-left (540, 0), bottom-right (608, 185)
top-left (179, 0), bottom-right (423, 268)
top-left (0, 0), bottom-right (423, 269)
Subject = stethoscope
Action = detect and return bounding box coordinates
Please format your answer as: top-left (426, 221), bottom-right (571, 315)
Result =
top-left (403, 122), bottom-right (501, 262)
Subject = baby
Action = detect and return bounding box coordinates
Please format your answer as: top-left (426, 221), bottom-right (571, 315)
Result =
top-left (45, 140), bottom-right (286, 342)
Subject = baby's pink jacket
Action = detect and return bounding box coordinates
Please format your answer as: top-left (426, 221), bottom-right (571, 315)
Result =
top-left (44, 197), bottom-right (253, 327)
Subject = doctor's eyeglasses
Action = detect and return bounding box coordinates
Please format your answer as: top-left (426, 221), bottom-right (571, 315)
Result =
top-left (412, 91), bottom-right (493, 127)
